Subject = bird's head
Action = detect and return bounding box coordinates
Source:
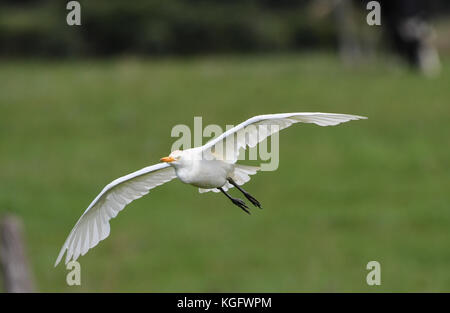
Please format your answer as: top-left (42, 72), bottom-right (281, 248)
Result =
top-left (160, 150), bottom-right (186, 167)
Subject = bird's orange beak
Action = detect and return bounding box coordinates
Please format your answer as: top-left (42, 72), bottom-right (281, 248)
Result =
top-left (160, 156), bottom-right (175, 163)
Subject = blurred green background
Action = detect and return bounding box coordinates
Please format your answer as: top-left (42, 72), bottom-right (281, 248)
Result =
top-left (0, 0), bottom-right (449, 292)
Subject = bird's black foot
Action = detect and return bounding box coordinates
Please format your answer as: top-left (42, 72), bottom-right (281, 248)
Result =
top-left (231, 198), bottom-right (250, 215)
top-left (243, 192), bottom-right (262, 209)
top-left (226, 177), bottom-right (262, 209)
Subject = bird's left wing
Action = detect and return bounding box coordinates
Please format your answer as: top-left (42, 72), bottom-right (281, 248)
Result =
top-left (201, 112), bottom-right (367, 163)
top-left (55, 163), bottom-right (176, 266)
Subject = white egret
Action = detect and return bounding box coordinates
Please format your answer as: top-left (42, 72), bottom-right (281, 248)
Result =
top-left (55, 112), bottom-right (366, 266)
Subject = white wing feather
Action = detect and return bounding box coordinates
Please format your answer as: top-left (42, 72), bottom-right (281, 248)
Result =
top-left (201, 112), bottom-right (367, 163)
top-left (55, 163), bottom-right (176, 266)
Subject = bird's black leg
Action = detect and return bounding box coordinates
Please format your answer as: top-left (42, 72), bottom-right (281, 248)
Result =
top-left (218, 187), bottom-right (250, 215)
top-left (227, 177), bottom-right (262, 209)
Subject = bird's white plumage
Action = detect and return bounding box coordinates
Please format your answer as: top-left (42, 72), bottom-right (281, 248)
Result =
top-left (55, 112), bottom-right (366, 266)
top-left (55, 163), bottom-right (176, 266)
top-left (198, 164), bottom-right (260, 193)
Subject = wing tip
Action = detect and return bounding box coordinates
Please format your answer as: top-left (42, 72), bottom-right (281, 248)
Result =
top-left (54, 254), bottom-right (63, 267)
top-left (54, 244), bottom-right (68, 267)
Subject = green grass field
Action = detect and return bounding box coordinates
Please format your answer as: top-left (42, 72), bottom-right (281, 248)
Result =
top-left (0, 54), bottom-right (449, 292)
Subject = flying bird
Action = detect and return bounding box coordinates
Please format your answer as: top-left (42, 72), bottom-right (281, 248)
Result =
top-left (55, 112), bottom-right (366, 266)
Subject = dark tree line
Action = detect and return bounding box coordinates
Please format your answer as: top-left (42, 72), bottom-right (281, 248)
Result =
top-left (0, 0), bottom-right (448, 57)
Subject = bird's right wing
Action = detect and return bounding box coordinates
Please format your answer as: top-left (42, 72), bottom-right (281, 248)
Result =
top-left (201, 112), bottom-right (367, 163)
top-left (55, 163), bottom-right (177, 266)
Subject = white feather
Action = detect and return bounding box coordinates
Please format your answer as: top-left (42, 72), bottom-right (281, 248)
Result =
top-left (55, 163), bottom-right (176, 266)
top-left (201, 112), bottom-right (366, 163)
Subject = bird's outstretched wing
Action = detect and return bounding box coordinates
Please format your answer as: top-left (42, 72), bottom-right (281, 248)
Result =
top-left (55, 163), bottom-right (176, 266)
top-left (201, 112), bottom-right (367, 163)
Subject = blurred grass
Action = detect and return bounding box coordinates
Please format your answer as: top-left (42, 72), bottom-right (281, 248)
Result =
top-left (0, 54), bottom-right (449, 292)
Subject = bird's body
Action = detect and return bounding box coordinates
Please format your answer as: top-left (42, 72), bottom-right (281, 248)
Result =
top-left (164, 147), bottom-right (233, 188)
top-left (176, 158), bottom-right (233, 188)
top-left (55, 112), bottom-right (367, 266)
